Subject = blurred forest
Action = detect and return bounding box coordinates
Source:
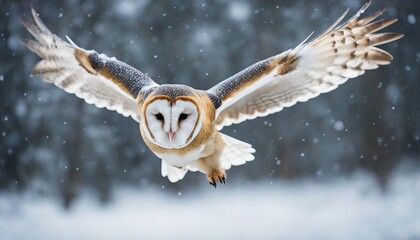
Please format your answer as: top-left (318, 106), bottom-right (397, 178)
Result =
top-left (0, 0), bottom-right (419, 208)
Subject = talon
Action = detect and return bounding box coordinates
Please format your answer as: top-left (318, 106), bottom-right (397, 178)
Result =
top-left (209, 181), bottom-right (216, 188)
top-left (207, 169), bottom-right (225, 188)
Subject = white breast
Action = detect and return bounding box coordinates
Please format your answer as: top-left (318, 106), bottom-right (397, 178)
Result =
top-left (155, 144), bottom-right (206, 168)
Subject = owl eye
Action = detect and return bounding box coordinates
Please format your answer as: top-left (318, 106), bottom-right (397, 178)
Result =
top-left (179, 113), bottom-right (188, 121)
top-left (155, 113), bottom-right (164, 121)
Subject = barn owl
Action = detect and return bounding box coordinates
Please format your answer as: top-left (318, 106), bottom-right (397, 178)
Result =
top-left (22, 1), bottom-right (402, 187)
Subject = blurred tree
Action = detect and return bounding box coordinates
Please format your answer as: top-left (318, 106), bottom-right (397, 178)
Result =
top-left (0, 0), bottom-right (418, 208)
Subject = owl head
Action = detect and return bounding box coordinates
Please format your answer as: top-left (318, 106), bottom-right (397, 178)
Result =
top-left (140, 85), bottom-right (203, 149)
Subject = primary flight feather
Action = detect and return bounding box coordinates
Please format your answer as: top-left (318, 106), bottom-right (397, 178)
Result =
top-left (22, 1), bottom-right (402, 187)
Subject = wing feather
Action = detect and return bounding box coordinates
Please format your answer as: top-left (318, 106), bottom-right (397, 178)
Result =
top-left (209, 2), bottom-right (402, 130)
top-left (220, 133), bottom-right (255, 170)
top-left (22, 7), bottom-right (158, 122)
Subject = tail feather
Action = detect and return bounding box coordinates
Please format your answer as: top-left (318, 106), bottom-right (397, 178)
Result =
top-left (220, 133), bottom-right (255, 170)
top-left (161, 160), bottom-right (188, 183)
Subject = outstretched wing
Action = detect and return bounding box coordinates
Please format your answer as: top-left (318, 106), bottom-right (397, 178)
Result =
top-left (208, 1), bottom-right (403, 130)
top-left (21, 7), bottom-right (158, 122)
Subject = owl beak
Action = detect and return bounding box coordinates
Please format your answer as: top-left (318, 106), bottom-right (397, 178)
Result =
top-left (168, 130), bottom-right (175, 142)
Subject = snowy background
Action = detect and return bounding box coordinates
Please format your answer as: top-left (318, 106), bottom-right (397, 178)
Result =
top-left (1, 170), bottom-right (420, 240)
top-left (1, 0), bottom-right (419, 239)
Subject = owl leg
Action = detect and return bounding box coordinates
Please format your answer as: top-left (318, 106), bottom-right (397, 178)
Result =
top-left (207, 167), bottom-right (226, 188)
top-left (195, 151), bottom-right (226, 188)
top-left (191, 132), bottom-right (227, 188)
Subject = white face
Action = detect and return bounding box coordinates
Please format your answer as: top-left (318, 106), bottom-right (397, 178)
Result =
top-left (144, 99), bottom-right (202, 149)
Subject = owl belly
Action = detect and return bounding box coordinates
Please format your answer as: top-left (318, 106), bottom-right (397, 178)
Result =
top-left (155, 144), bottom-right (207, 168)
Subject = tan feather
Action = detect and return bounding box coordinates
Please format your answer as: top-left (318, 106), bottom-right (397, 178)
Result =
top-left (21, 6), bottom-right (159, 122)
top-left (211, 2), bottom-right (402, 130)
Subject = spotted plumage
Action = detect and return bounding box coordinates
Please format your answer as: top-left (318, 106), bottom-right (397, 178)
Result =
top-left (22, 1), bottom-right (402, 187)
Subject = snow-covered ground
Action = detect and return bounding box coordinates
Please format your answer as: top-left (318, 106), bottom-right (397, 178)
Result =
top-left (1, 172), bottom-right (420, 240)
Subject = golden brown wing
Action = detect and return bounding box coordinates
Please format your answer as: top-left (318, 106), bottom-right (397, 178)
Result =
top-left (208, 1), bottom-right (402, 130)
top-left (21, 7), bottom-right (159, 122)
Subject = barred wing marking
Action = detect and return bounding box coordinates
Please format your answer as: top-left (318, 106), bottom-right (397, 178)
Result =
top-left (209, 1), bottom-right (402, 130)
top-left (22, 7), bottom-right (158, 122)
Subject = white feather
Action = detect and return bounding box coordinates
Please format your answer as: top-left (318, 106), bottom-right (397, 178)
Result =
top-left (220, 133), bottom-right (255, 170)
top-left (22, 8), bottom-right (142, 122)
top-left (161, 160), bottom-right (188, 183)
top-left (212, 3), bottom-right (401, 130)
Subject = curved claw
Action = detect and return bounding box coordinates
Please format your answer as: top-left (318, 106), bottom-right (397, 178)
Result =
top-left (209, 181), bottom-right (217, 188)
top-left (208, 175), bottom-right (226, 188)
top-left (207, 169), bottom-right (226, 188)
